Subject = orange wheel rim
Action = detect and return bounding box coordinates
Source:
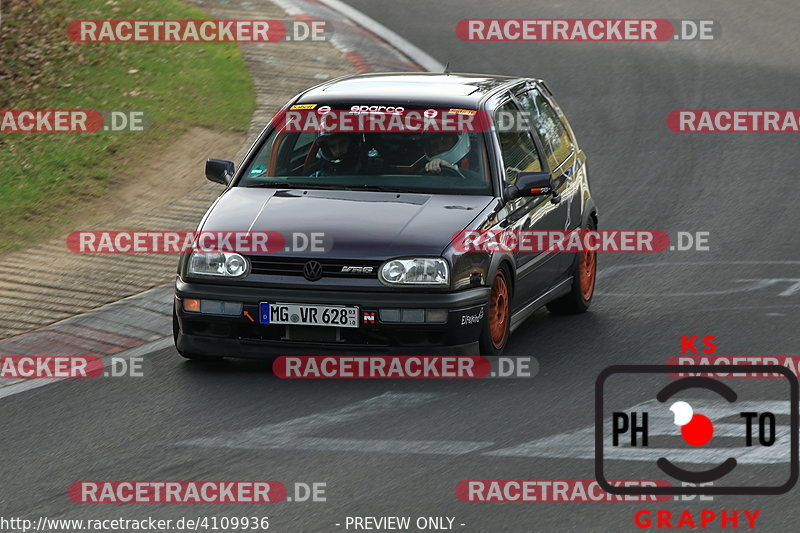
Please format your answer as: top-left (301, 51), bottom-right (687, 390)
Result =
top-left (489, 271), bottom-right (510, 349)
top-left (579, 226), bottom-right (597, 300)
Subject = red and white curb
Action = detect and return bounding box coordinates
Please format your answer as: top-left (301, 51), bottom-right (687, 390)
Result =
top-left (273, 0), bottom-right (442, 72)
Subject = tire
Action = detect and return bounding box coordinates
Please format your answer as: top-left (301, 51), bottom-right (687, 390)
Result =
top-left (479, 265), bottom-right (512, 356)
top-left (173, 307), bottom-right (221, 361)
top-left (546, 220), bottom-right (597, 315)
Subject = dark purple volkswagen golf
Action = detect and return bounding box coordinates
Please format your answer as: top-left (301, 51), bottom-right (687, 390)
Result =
top-left (173, 72), bottom-right (597, 358)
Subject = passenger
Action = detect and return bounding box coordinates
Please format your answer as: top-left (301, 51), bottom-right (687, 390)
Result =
top-left (312, 132), bottom-right (362, 176)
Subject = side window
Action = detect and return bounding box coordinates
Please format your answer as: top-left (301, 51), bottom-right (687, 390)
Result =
top-left (244, 131), bottom-right (316, 177)
top-left (494, 101), bottom-right (542, 186)
top-left (517, 89), bottom-right (572, 171)
top-left (277, 132), bottom-right (317, 175)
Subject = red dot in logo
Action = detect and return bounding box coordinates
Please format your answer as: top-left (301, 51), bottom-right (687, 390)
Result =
top-left (681, 414), bottom-right (714, 446)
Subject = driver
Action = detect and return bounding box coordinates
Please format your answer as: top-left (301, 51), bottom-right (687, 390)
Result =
top-left (311, 131), bottom-right (362, 176)
top-left (422, 132), bottom-right (472, 176)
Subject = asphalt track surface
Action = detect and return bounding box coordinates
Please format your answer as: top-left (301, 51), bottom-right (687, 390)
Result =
top-left (2, 0), bottom-right (800, 531)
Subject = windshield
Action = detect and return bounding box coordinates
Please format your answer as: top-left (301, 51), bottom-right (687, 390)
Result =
top-left (237, 107), bottom-right (493, 195)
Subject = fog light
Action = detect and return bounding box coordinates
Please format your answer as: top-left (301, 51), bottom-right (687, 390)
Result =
top-left (425, 309), bottom-right (448, 323)
top-left (221, 301), bottom-right (243, 315)
top-left (380, 308), bottom-right (439, 323)
top-left (380, 309), bottom-right (401, 322)
top-left (400, 308), bottom-right (425, 323)
top-left (201, 300), bottom-right (224, 314)
top-left (199, 300), bottom-right (243, 316)
top-left (184, 299), bottom-right (201, 312)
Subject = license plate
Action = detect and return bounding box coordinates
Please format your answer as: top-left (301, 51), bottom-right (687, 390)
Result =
top-left (259, 302), bottom-right (359, 328)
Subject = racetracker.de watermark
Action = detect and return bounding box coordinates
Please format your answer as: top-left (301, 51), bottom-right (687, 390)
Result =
top-left (66, 231), bottom-right (329, 254)
top-left (273, 356), bottom-right (537, 379)
top-left (68, 19), bottom-right (327, 43)
top-left (0, 110), bottom-right (150, 133)
top-left (69, 481), bottom-right (287, 503)
top-left (667, 356), bottom-right (800, 378)
top-left (456, 480), bottom-right (673, 502)
top-left (274, 107), bottom-right (493, 133)
top-left (668, 110), bottom-right (800, 132)
top-left (0, 356), bottom-right (102, 379)
top-left (0, 356), bottom-right (144, 379)
top-left (456, 19), bottom-right (718, 41)
top-left (452, 230), bottom-right (671, 253)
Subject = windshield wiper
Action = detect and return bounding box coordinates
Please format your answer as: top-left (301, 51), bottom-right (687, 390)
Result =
top-left (245, 182), bottom-right (406, 193)
top-left (244, 182), bottom-right (327, 189)
top-left (340, 184), bottom-right (406, 193)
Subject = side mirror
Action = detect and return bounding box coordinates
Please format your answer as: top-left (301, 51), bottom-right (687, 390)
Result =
top-left (206, 159), bottom-right (235, 185)
top-left (505, 171), bottom-right (557, 201)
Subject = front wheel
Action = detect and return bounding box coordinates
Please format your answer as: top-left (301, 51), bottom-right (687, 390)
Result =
top-left (546, 221), bottom-right (597, 314)
top-left (479, 266), bottom-right (512, 356)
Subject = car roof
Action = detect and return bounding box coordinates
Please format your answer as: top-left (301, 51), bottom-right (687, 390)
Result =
top-left (294, 72), bottom-right (531, 109)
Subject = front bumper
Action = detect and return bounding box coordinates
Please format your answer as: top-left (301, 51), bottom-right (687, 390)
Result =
top-left (174, 277), bottom-right (490, 357)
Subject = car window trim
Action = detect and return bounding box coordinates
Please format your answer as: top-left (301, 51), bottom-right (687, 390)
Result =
top-left (516, 87), bottom-right (576, 173)
top-left (494, 94), bottom-right (549, 180)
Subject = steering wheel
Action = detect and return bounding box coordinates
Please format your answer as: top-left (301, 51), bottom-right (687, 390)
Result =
top-left (421, 163), bottom-right (466, 179)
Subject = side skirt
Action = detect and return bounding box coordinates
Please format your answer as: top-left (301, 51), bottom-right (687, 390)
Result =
top-left (509, 277), bottom-right (573, 332)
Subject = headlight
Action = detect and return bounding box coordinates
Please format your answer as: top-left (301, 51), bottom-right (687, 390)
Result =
top-left (188, 252), bottom-right (249, 278)
top-left (379, 258), bottom-right (449, 287)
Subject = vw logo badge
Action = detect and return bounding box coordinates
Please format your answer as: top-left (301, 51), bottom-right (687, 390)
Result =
top-left (303, 260), bottom-right (323, 281)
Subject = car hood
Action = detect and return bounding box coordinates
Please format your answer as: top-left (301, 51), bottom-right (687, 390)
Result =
top-left (200, 187), bottom-right (493, 259)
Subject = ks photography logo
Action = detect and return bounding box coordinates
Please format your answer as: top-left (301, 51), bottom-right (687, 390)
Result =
top-left (595, 365), bottom-right (798, 495)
